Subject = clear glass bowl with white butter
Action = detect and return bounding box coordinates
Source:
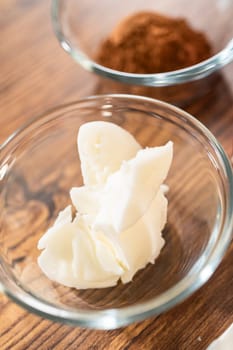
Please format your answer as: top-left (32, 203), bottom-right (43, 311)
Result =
top-left (0, 95), bottom-right (232, 329)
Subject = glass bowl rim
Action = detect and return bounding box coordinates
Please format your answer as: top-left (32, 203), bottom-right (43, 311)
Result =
top-left (51, 0), bottom-right (233, 87)
top-left (0, 94), bottom-right (233, 329)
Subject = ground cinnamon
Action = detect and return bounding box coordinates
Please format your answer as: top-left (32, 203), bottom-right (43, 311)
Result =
top-left (96, 11), bottom-right (212, 74)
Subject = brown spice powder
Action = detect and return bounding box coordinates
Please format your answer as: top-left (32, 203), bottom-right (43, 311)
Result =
top-left (96, 12), bottom-right (212, 74)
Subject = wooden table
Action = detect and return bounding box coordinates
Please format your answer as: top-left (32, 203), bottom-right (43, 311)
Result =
top-left (1, 1), bottom-right (233, 349)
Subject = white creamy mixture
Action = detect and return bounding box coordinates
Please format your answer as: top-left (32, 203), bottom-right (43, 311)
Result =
top-left (37, 121), bottom-right (173, 289)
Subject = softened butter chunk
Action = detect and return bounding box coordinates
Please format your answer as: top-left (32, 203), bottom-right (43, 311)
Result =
top-left (38, 121), bottom-right (173, 289)
top-left (78, 121), bottom-right (141, 186)
top-left (94, 142), bottom-right (173, 233)
top-left (38, 206), bottom-right (129, 289)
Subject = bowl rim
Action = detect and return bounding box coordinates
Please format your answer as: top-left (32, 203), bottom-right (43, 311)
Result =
top-left (0, 94), bottom-right (233, 330)
top-left (51, 0), bottom-right (233, 87)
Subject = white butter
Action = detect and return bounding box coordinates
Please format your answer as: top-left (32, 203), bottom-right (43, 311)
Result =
top-left (38, 121), bottom-right (173, 289)
top-left (71, 142), bottom-right (172, 234)
top-left (78, 121), bottom-right (141, 186)
top-left (70, 185), bottom-right (101, 216)
top-left (120, 187), bottom-right (167, 283)
top-left (94, 142), bottom-right (173, 233)
top-left (38, 206), bottom-right (129, 288)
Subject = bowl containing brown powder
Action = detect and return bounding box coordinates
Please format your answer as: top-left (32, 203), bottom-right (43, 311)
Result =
top-left (51, 0), bottom-right (233, 97)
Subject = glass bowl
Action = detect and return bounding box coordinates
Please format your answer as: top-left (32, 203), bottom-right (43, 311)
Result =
top-left (51, 0), bottom-right (233, 87)
top-left (0, 95), bottom-right (232, 330)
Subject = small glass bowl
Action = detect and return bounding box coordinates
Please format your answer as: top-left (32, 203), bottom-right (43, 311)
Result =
top-left (0, 95), bottom-right (232, 329)
top-left (51, 0), bottom-right (233, 87)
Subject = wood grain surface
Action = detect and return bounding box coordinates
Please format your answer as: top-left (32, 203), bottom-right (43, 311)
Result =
top-left (1, 1), bottom-right (233, 349)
